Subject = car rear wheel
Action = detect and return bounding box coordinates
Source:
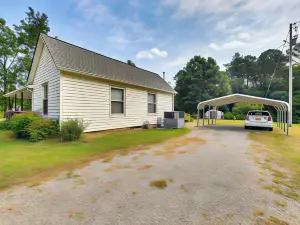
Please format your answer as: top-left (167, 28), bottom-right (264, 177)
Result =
top-left (245, 126), bottom-right (248, 129)
top-left (268, 128), bottom-right (273, 131)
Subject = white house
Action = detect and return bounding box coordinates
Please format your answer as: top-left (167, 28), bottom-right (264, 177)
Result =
top-left (4, 34), bottom-right (175, 132)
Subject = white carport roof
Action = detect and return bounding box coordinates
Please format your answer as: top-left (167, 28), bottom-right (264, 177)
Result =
top-left (197, 93), bottom-right (290, 111)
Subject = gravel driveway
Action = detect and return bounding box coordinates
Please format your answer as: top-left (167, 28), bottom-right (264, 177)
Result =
top-left (1, 126), bottom-right (299, 224)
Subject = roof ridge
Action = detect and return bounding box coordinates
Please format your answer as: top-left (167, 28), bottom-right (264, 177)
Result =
top-left (41, 34), bottom-right (165, 79)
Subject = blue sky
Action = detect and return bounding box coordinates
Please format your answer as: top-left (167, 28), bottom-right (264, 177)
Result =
top-left (1, 0), bottom-right (300, 85)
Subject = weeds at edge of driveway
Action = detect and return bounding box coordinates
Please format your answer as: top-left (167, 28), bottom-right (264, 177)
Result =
top-left (150, 179), bottom-right (168, 189)
top-left (248, 129), bottom-right (300, 202)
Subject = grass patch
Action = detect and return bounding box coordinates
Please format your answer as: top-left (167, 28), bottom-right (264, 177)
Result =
top-left (267, 216), bottom-right (289, 225)
top-left (180, 184), bottom-right (188, 193)
top-left (253, 209), bottom-right (265, 217)
top-left (138, 164), bottom-right (153, 170)
top-left (150, 179), bottom-right (168, 189)
top-left (68, 211), bottom-right (84, 219)
top-left (273, 199), bottom-right (287, 207)
top-left (0, 128), bottom-right (189, 190)
top-left (27, 182), bottom-right (41, 188)
top-left (248, 125), bottom-right (300, 202)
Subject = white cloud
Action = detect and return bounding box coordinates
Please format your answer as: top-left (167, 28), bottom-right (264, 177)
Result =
top-left (76, 0), bottom-right (153, 44)
top-left (237, 32), bottom-right (251, 41)
top-left (209, 43), bottom-right (220, 50)
top-left (107, 35), bottom-right (131, 44)
top-left (136, 48), bottom-right (168, 59)
top-left (209, 40), bottom-right (245, 51)
top-left (165, 56), bottom-right (189, 68)
top-left (150, 48), bottom-right (168, 57)
top-left (136, 50), bottom-right (154, 59)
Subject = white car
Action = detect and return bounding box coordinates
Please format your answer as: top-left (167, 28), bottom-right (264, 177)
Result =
top-left (245, 110), bottom-right (273, 131)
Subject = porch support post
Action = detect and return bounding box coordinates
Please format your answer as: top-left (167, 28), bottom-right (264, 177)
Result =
top-left (14, 94), bottom-right (17, 109)
top-left (21, 92), bottom-right (24, 111)
top-left (8, 97), bottom-right (11, 110)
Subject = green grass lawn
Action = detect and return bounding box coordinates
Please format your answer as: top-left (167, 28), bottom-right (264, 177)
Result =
top-left (248, 124), bottom-right (300, 201)
top-left (0, 128), bottom-right (190, 190)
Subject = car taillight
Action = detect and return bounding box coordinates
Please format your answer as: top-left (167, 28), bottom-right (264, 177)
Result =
top-left (245, 116), bottom-right (249, 120)
top-left (268, 116), bottom-right (271, 121)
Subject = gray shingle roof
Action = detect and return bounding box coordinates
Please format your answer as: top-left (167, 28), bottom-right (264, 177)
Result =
top-left (41, 35), bottom-right (175, 93)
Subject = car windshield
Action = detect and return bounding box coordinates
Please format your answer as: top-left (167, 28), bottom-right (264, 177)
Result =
top-left (248, 111), bottom-right (269, 116)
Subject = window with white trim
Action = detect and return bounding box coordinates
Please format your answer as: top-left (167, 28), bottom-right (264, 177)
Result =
top-left (43, 83), bottom-right (48, 115)
top-left (148, 93), bottom-right (156, 113)
top-left (111, 87), bottom-right (125, 114)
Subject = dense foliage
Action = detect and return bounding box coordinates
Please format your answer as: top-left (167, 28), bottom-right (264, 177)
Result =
top-left (60, 119), bottom-right (87, 142)
top-left (127, 60), bottom-right (136, 67)
top-left (174, 50), bottom-right (300, 123)
top-left (0, 7), bottom-right (50, 111)
top-left (174, 56), bottom-right (232, 113)
top-left (9, 112), bottom-right (59, 141)
top-left (27, 118), bottom-right (59, 142)
top-left (10, 112), bottom-right (40, 138)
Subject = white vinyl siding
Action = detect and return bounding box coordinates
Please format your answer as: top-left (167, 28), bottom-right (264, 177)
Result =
top-left (61, 73), bottom-right (172, 132)
top-left (33, 46), bottom-right (60, 118)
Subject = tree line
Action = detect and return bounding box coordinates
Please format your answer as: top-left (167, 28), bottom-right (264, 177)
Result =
top-left (0, 7), bottom-right (50, 111)
top-left (174, 48), bottom-right (300, 123)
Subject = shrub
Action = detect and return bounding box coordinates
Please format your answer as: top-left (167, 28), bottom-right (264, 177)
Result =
top-left (60, 119), bottom-right (87, 142)
top-left (10, 112), bottom-right (40, 139)
top-left (224, 112), bottom-right (234, 120)
top-left (27, 118), bottom-right (60, 142)
top-left (0, 121), bottom-right (11, 130)
top-left (142, 120), bottom-right (149, 129)
top-left (235, 113), bottom-right (245, 120)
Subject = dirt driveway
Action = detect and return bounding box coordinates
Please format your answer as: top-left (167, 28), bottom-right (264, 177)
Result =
top-left (1, 126), bottom-right (299, 224)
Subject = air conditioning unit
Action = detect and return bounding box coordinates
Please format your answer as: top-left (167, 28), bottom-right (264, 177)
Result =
top-left (164, 111), bottom-right (185, 129)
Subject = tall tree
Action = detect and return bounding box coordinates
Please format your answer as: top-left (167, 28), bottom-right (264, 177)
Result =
top-left (224, 53), bottom-right (258, 90)
top-left (14, 6), bottom-right (50, 78)
top-left (0, 18), bottom-right (24, 110)
top-left (174, 55), bottom-right (231, 113)
top-left (127, 60), bottom-right (136, 67)
top-left (256, 49), bottom-right (288, 90)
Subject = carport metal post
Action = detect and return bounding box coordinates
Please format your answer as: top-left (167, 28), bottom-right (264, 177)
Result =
top-left (203, 107), bottom-right (205, 126)
top-left (283, 108), bottom-right (286, 132)
top-left (280, 109), bottom-right (283, 130)
top-left (208, 105), bottom-right (210, 125)
top-left (286, 110), bottom-right (290, 136)
top-left (215, 106), bottom-right (218, 125)
top-left (276, 107), bottom-right (280, 127)
top-left (274, 106), bottom-right (278, 127)
top-left (197, 108), bottom-right (200, 127)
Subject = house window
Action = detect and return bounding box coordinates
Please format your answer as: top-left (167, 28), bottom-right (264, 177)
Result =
top-left (43, 83), bottom-right (48, 115)
top-left (148, 93), bottom-right (156, 113)
top-left (111, 87), bottom-right (125, 114)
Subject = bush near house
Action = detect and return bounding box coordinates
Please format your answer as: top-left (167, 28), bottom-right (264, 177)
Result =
top-left (9, 112), bottom-right (59, 142)
top-left (0, 121), bottom-right (11, 130)
top-left (10, 112), bottom-right (40, 139)
top-left (27, 118), bottom-right (59, 142)
top-left (60, 118), bottom-right (87, 142)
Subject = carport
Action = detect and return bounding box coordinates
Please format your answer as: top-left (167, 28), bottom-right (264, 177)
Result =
top-left (196, 94), bottom-right (290, 135)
